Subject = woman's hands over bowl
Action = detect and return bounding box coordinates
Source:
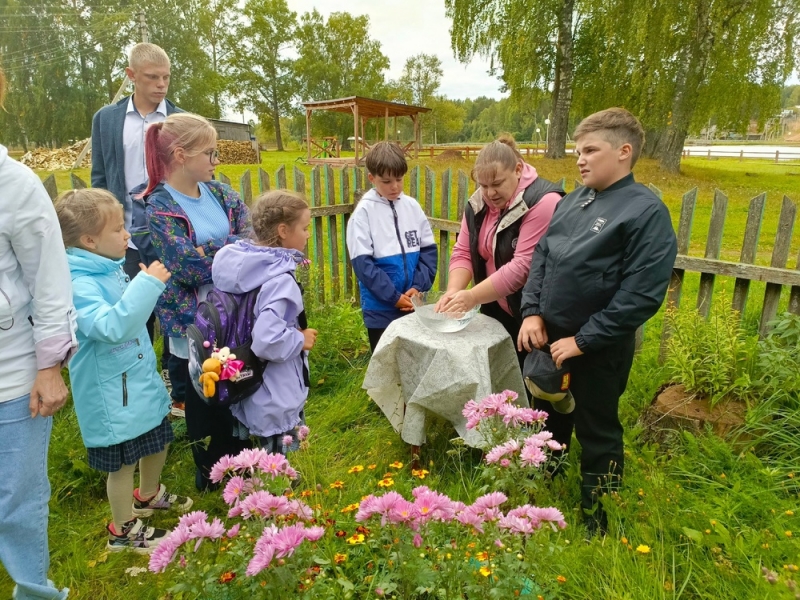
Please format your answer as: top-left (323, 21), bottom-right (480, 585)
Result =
top-left (434, 289), bottom-right (478, 314)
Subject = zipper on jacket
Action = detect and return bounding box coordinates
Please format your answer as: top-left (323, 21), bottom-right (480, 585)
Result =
top-left (389, 202), bottom-right (410, 291)
top-left (122, 372), bottom-right (128, 407)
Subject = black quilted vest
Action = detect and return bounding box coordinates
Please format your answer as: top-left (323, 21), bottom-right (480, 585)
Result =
top-left (465, 177), bottom-right (565, 322)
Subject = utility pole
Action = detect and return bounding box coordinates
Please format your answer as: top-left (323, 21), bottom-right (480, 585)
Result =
top-left (72, 11), bottom-right (149, 168)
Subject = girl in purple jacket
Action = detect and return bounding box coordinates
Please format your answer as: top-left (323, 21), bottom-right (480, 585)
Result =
top-left (211, 191), bottom-right (317, 454)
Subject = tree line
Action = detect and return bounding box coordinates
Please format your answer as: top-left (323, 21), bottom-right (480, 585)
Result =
top-left (0, 0), bottom-right (798, 172)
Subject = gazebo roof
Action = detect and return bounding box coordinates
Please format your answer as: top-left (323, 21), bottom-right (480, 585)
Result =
top-left (301, 96), bottom-right (430, 119)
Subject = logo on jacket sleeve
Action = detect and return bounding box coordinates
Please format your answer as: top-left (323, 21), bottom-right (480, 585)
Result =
top-left (590, 218), bottom-right (607, 233)
top-left (404, 230), bottom-right (420, 248)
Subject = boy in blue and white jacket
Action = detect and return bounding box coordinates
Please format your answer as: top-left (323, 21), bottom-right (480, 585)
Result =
top-left (346, 142), bottom-right (437, 351)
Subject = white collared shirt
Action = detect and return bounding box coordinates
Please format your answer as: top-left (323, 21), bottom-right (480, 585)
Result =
top-left (122, 96), bottom-right (167, 247)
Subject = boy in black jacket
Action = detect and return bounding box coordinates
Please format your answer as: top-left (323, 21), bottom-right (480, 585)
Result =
top-left (517, 108), bottom-right (677, 534)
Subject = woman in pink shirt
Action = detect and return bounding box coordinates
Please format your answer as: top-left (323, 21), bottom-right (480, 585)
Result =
top-left (436, 135), bottom-right (563, 361)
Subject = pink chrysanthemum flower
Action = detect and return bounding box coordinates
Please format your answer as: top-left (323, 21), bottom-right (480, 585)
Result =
top-left (297, 425), bottom-right (310, 441)
top-left (178, 510), bottom-right (208, 528)
top-left (282, 434), bottom-right (294, 447)
top-left (520, 444), bottom-right (548, 468)
top-left (209, 454), bottom-right (235, 483)
top-left (222, 475), bottom-right (247, 506)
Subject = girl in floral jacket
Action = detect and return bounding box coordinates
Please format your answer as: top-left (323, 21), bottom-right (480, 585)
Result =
top-left (142, 112), bottom-right (252, 491)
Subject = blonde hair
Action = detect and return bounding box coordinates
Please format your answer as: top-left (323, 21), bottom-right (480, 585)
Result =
top-left (251, 190), bottom-right (309, 247)
top-left (129, 43), bottom-right (170, 70)
top-left (472, 133), bottom-right (523, 182)
top-left (142, 113), bottom-right (217, 196)
top-left (54, 189), bottom-right (122, 249)
top-left (574, 108), bottom-right (645, 168)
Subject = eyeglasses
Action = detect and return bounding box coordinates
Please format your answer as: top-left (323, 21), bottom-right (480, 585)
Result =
top-left (204, 149), bottom-right (221, 163)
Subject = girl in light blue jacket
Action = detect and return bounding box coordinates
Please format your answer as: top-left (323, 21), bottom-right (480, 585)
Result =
top-left (55, 189), bottom-right (192, 554)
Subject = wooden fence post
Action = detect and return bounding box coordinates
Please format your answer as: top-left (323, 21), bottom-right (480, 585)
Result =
top-left (340, 168), bottom-right (356, 302)
top-left (42, 174), bottom-right (58, 200)
top-left (239, 170), bottom-right (252, 205)
top-left (276, 165), bottom-right (287, 189)
top-left (258, 167), bottom-right (270, 193)
top-left (424, 166), bottom-right (435, 217)
top-left (70, 173), bottom-right (87, 189)
top-left (325, 165), bottom-right (340, 302)
top-left (438, 168), bottom-right (452, 291)
top-left (696, 189), bottom-right (728, 317)
top-left (457, 170), bottom-right (469, 222)
top-left (292, 165), bottom-right (305, 195)
top-left (789, 248), bottom-right (800, 316)
top-left (659, 188), bottom-right (697, 363)
top-left (731, 193), bottom-right (766, 314)
top-left (310, 166), bottom-right (324, 304)
top-left (409, 165), bottom-right (420, 201)
top-left (759, 196), bottom-right (796, 335)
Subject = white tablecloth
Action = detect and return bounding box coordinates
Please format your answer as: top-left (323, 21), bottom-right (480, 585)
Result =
top-left (363, 312), bottom-right (527, 447)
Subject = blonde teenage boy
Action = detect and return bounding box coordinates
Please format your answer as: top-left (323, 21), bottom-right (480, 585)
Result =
top-left (518, 108), bottom-right (677, 535)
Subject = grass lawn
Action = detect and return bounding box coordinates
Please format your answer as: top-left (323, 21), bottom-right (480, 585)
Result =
top-left (1, 156), bottom-right (797, 598)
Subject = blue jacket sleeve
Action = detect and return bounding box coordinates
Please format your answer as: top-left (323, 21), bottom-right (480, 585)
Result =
top-left (73, 273), bottom-right (165, 344)
top-left (251, 276), bottom-right (305, 363)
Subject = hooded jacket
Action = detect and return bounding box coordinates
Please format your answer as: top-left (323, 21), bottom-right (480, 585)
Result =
top-left (346, 189), bottom-right (437, 328)
top-left (66, 248), bottom-right (170, 448)
top-left (0, 145), bottom-right (77, 402)
top-left (212, 241), bottom-right (309, 438)
top-left (520, 173), bottom-right (677, 352)
top-left (145, 180), bottom-right (251, 337)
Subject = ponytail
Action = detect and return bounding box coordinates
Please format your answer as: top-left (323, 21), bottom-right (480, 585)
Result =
top-left (138, 113), bottom-right (217, 198)
top-left (141, 122), bottom-right (167, 198)
top-left (472, 134), bottom-right (524, 183)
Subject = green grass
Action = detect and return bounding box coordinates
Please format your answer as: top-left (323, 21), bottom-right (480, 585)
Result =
top-left (5, 156), bottom-right (797, 598)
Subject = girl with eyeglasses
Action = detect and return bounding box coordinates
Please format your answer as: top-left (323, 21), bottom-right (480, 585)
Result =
top-left (141, 112), bottom-right (253, 491)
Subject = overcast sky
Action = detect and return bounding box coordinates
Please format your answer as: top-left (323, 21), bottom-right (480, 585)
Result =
top-left (285, 0), bottom-right (506, 101)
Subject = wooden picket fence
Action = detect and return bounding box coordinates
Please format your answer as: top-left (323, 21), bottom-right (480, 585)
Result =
top-left (42, 166), bottom-right (800, 359)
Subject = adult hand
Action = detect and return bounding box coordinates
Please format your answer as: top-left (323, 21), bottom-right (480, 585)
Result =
top-left (139, 261), bottom-right (171, 284)
top-left (438, 289), bottom-right (477, 313)
top-left (404, 288), bottom-right (420, 299)
top-left (550, 336), bottom-right (583, 368)
top-left (395, 294), bottom-right (413, 312)
top-left (517, 315), bottom-right (548, 352)
top-left (29, 365), bottom-right (69, 418)
top-left (301, 328), bottom-right (318, 351)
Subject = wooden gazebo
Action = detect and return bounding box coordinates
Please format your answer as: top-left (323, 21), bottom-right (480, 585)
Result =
top-left (301, 96), bottom-right (431, 165)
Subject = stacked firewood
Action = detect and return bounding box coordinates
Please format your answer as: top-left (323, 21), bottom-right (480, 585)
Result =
top-left (217, 140), bottom-right (259, 164)
top-left (19, 139), bottom-right (90, 170)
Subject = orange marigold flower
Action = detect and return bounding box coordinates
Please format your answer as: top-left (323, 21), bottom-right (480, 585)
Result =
top-left (300, 490), bottom-right (313, 497)
top-left (335, 530), bottom-right (347, 537)
top-left (377, 478), bottom-right (394, 488)
top-left (334, 553), bottom-right (347, 564)
top-left (636, 545), bottom-right (651, 554)
top-left (389, 461), bottom-right (404, 469)
top-left (330, 481), bottom-right (344, 489)
top-left (476, 551), bottom-right (489, 561)
top-left (341, 503), bottom-right (360, 514)
top-left (348, 465), bottom-right (365, 474)
top-left (557, 575), bottom-right (567, 584)
top-left (218, 571), bottom-right (236, 584)
top-left (411, 468), bottom-right (430, 479)
top-left (479, 566), bottom-right (492, 577)
top-left (367, 464), bottom-right (377, 470)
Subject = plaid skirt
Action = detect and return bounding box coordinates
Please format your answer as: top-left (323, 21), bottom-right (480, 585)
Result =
top-left (87, 417), bottom-right (175, 472)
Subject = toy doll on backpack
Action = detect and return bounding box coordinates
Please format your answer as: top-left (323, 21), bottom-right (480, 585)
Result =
top-left (202, 190), bottom-right (318, 454)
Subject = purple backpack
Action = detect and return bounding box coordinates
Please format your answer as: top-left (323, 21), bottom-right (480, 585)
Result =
top-left (187, 288), bottom-right (265, 407)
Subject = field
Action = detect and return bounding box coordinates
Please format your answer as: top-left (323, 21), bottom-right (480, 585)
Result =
top-left (0, 154), bottom-right (798, 598)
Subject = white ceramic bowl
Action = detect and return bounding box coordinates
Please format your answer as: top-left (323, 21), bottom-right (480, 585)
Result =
top-left (411, 291), bottom-right (479, 333)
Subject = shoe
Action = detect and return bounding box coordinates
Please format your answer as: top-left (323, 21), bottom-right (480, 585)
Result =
top-left (107, 518), bottom-right (169, 554)
top-left (170, 401), bottom-right (185, 418)
top-left (161, 369), bottom-right (173, 394)
top-left (132, 483), bottom-right (193, 518)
